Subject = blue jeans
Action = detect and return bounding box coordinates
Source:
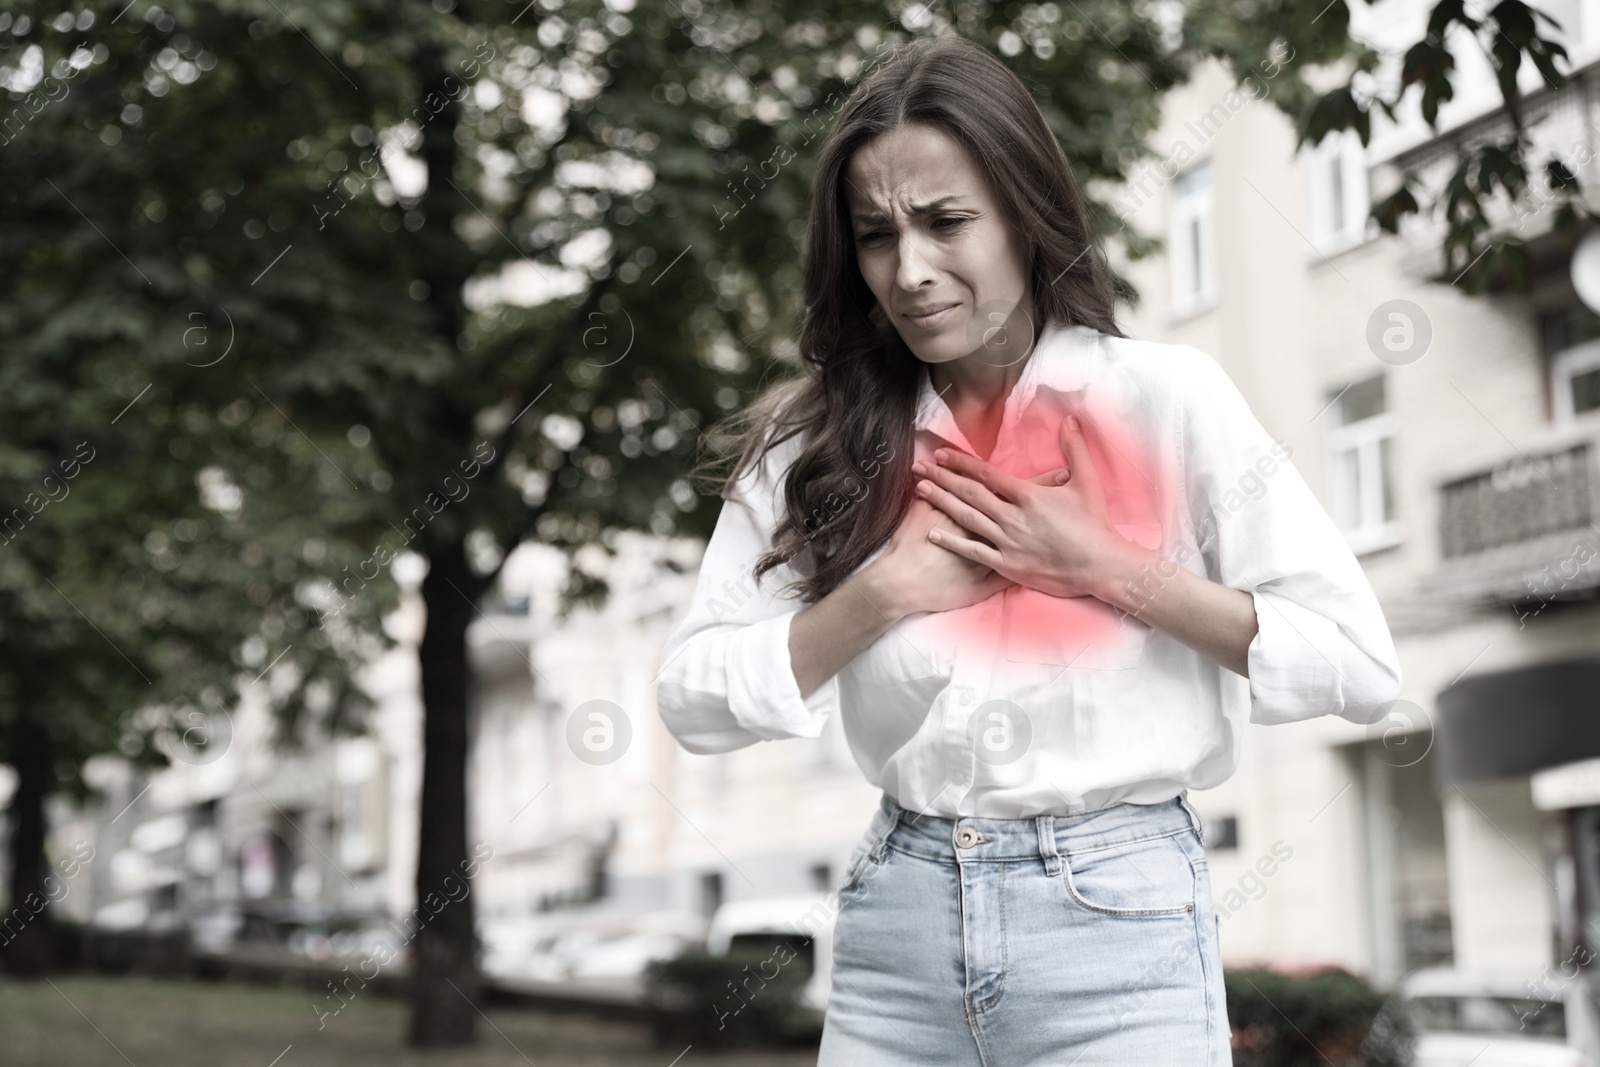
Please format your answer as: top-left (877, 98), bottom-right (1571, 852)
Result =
top-left (818, 792), bottom-right (1231, 1065)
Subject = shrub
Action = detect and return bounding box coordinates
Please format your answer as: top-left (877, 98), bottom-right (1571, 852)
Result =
top-left (1226, 967), bottom-right (1414, 1067)
top-left (641, 945), bottom-right (818, 1048)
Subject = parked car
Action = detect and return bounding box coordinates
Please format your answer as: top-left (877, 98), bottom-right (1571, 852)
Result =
top-left (480, 907), bottom-right (706, 994)
top-left (1403, 968), bottom-right (1600, 1067)
top-left (706, 893), bottom-right (837, 1017)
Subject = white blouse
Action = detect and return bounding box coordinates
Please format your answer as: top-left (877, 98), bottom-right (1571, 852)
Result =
top-left (654, 322), bottom-right (1402, 818)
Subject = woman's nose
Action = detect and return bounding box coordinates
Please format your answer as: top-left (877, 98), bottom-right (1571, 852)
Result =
top-left (895, 233), bottom-right (938, 290)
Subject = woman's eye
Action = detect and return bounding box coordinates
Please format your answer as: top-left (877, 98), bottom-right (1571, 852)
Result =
top-left (933, 216), bottom-right (968, 231)
top-left (855, 230), bottom-right (889, 244)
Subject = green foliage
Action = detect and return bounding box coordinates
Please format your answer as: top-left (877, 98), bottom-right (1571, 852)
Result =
top-left (642, 946), bottom-right (818, 1049)
top-left (1226, 968), bottom-right (1414, 1067)
top-left (1186, 0), bottom-right (1585, 294)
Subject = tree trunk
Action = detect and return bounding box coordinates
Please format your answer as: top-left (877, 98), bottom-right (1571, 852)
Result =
top-left (407, 541), bottom-right (479, 1046)
top-left (3, 713), bottom-right (55, 976)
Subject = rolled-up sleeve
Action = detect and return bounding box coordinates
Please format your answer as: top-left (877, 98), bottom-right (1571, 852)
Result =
top-left (654, 435), bottom-right (841, 754)
top-left (1179, 350), bottom-right (1402, 726)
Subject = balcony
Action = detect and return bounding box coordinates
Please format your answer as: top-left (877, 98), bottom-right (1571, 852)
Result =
top-left (1423, 439), bottom-right (1600, 610)
top-left (1440, 443), bottom-right (1593, 557)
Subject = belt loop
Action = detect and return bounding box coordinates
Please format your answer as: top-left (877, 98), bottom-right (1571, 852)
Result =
top-left (1035, 814), bottom-right (1061, 876)
top-left (873, 793), bottom-right (904, 862)
top-left (1177, 791), bottom-right (1204, 840)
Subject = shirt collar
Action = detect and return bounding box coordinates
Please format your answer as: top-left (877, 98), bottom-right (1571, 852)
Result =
top-left (912, 320), bottom-right (1102, 441)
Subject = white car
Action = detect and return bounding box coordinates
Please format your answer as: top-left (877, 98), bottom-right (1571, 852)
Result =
top-left (1403, 968), bottom-right (1600, 1067)
top-left (706, 893), bottom-right (839, 1017)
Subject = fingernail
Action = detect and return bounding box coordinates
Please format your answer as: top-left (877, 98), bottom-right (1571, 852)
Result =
top-left (934, 448), bottom-right (948, 462)
top-left (929, 529), bottom-right (941, 541)
top-left (1069, 415), bottom-right (1080, 431)
top-left (912, 461), bottom-right (926, 475)
top-left (917, 480), bottom-right (931, 494)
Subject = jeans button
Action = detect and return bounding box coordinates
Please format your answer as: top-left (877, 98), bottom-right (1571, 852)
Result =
top-left (955, 827), bottom-right (981, 848)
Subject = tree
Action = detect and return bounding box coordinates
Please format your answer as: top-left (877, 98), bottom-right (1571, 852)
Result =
top-left (0, 199), bottom-right (381, 976)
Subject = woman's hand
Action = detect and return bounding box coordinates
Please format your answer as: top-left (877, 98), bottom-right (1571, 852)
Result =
top-left (859, 495), bottom-right (1013, 619)
top-left (911, 415), bottom-right (1141, 603)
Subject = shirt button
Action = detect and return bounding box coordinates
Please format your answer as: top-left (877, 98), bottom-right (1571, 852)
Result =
top-left (955, 827), bottom-right (981, 848)
top-left (954, 686), bottom-right (974, 704)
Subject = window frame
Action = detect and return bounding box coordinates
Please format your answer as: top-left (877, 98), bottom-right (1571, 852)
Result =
top-left (1552, 336), bottom-right (1600, 425)
top-left (1305, 128), bottom-right (1371, 255)
top-left (1326, 377), bottom-right (1404, 554)
top-left (1168, 160), bottom-right (1217, 319)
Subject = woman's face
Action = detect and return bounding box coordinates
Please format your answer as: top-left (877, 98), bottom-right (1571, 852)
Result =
top-left (843, 122), bottom-right (1035, 370)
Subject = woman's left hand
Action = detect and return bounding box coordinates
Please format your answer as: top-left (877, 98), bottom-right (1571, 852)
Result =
top-left (912, 415), bottom-right (1143, 603)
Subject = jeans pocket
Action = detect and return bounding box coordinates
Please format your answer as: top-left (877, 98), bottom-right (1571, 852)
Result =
top-left (838, 805), bottom-right (898, 900)
top-left (1060, 831), bottom-right (1199, 918)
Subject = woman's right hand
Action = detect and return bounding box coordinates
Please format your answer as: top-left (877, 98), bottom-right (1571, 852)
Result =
top-left (863, 495), bottom-right (1014, 618)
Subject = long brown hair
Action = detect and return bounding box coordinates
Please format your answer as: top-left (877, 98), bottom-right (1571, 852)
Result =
top-left (697, 36), bottom-right (1125, 603)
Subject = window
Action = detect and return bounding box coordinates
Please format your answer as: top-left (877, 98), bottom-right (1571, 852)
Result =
top-left (1327, 375), bottom-right (1402, 553)
top-left (1545, 305), bottom-right (1600, 423)
top-left (1554, 342), bottom-right (1600, 422)
top-left (1306, 128), bottom-right (1370, 253)
top-left (1169, 161), bottom-right (1216, 317)
top-left (1357, 734), bottom-right (1454, 983)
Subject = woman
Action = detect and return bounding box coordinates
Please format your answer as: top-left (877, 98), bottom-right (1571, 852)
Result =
top-left (655, 35), bottom-right (1400, 1066)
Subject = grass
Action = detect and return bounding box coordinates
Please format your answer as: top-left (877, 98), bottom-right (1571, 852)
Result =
top-left (0, 973), bottom-right (821, 1066)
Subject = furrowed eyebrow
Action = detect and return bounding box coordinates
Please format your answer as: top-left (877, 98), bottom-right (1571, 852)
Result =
top-left (850, 196), bottom-right (971, 226)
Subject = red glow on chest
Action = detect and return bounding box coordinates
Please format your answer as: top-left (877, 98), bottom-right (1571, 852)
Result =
top-left (916, 388), bottom-right (1171, 668)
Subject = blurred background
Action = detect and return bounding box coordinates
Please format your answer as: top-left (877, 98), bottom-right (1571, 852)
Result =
top-left (4, 0), bottom-right (1600, 1064)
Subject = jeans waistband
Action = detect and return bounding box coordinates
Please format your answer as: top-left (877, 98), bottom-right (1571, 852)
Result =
top-left (875, 791), bottom-right (1203, 864)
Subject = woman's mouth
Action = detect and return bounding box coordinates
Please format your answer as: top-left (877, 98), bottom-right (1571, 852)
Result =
top-left (904, 302), bottom-right (959, 328)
